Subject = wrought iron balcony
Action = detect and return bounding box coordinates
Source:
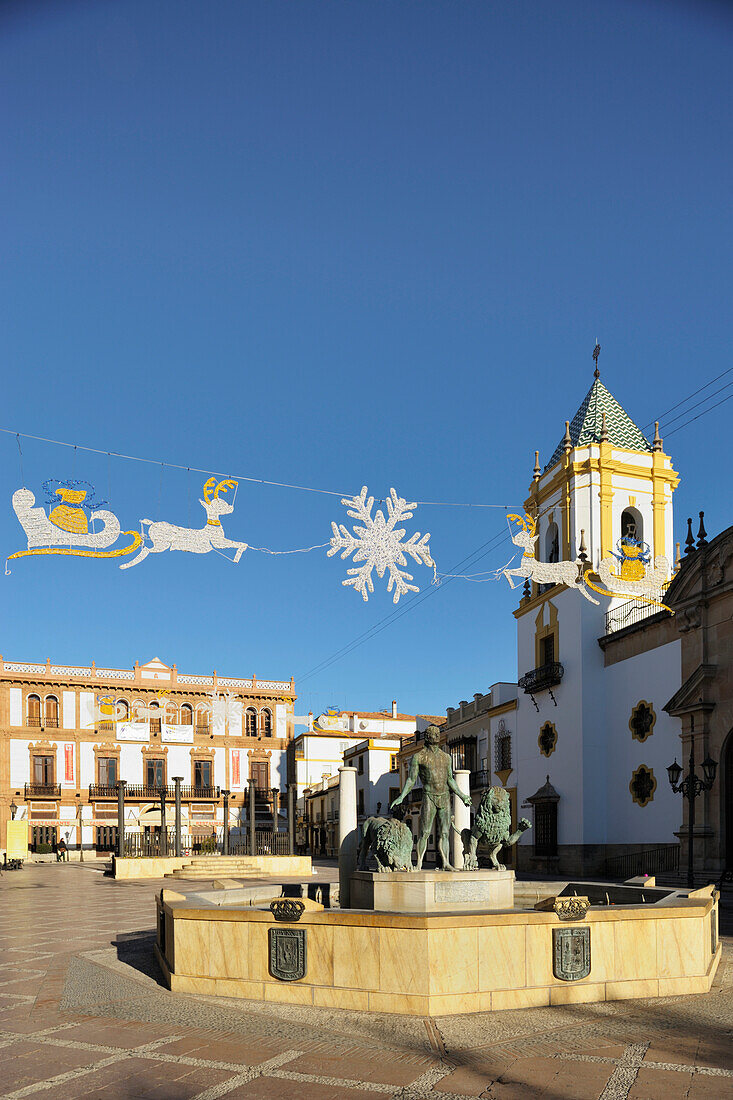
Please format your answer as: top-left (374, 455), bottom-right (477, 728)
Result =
top-left (89, 784), bottom-right (119, 798)
top-left (470, 769), bottom-right (492, 789)
top-left (44, 717), bottom-right (59, 728)
top-left (195, 724), bottom-right (209, 735)
top-left (121, 784), bottom-right (221, 800)
top-left (25, 783), bottom-right (61, 798)
top-left (518, 661), bottom-right (564, 708)
top-left (150, 719), bottom-right (161, 734)
top-left (27, 716), bottom-right (42, 727)
top-left (408, 787), bottom-right (423, 803)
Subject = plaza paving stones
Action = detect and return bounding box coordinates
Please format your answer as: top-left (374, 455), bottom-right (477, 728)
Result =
top-left (0, 863), bottom-right (731, 1100)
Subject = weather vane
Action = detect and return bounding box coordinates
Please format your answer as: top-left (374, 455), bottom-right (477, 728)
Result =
top-left (593, 340), bottom-right (601, 378)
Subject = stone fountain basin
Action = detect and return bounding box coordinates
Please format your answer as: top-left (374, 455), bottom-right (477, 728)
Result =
top-left (155, 881), bottom-right (720, 1016)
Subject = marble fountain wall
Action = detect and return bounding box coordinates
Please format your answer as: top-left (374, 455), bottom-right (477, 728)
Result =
top-left (155, 884), bottom-right (721, 1017)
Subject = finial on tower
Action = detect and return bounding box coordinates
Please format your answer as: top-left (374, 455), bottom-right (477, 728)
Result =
top-left (533, 450), bottom-right (541, 481)
top-left (593, 341), bottom-right (601, 379)
top-left (652, 421), bottom-right (663, 452)
top-left (578, 529), bottom-right (588, 564)
top-left (600, 410), bottom-right (609, 442)
top-left (563, 420), bottom-right (572, 455)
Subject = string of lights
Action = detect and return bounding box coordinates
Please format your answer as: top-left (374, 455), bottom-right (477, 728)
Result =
top-left (0, 425), bottom-right (510, 511)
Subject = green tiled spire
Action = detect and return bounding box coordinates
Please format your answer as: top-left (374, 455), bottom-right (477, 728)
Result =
top-left (545, 377), bottom-right (651, 470)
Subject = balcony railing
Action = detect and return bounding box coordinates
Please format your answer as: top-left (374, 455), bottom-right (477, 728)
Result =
top-left (27, 716), bottom-right (42, 727)
top-left (195, 724), bottom-right (209, 735)
top-left (150, 719), bottom-right (161, 734)
top-left (44, 716), bottom-right (59, 728)
top-left (25, 783), bottom-right (61, 797)
top-left (470, 769), bottom-right (492, 789)
top-left (518, 661), bottom-right (564, 695)
top-left (605, 598), bottom-right (668, 635)
top-left (408, 787), bottom-right (423, 803)
top-left (89, 784), bottom-right (119, 798)
top-left (120, 784), bottom-right (221, 800)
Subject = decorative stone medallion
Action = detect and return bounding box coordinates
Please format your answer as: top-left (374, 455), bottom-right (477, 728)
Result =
top-left (629, 764), bottom-right (657, 807)
top-left (269, 927), bottom-right (307, 982)
top-left (538, 722), bottom-right (557, 758)
top-left (552, 927), bottom-right (591, 982)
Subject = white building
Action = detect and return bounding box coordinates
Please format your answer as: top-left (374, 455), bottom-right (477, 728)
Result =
top-left (513, 368), bottom-right (683, 875)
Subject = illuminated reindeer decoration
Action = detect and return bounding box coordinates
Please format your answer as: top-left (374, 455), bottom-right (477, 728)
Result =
top-left (120, 478), bottom-right (247, 569)
top-left (502, 513), bottom-right (598, 604)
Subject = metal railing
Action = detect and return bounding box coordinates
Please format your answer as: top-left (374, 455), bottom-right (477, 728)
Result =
top-left (122, 784), bottom-right (220, 800)
top-left (605, 598), bottom-right (669, 635)
top-left (27, 716), bottom-right (42, 727)
top-left (518, 661), bottom-right (564, 694)
top-left (89, 784), bottom-right (119, 798)
top-left (409, 788), bottom-right (423, 803)
top-left (124, 829), bottom-right (176, 858)
top-left (229, 830), bottom-right (290, 856)
top-left (195, 724), bottom-right (209, 735)
top-left (44, 716), bottom-right (59, 728)
top-left (24, 783), bottom-right (61, 797)
top-left (604, 845), bottom-right (680, 880)
top-left (470, 769), bottom-right (492, 789)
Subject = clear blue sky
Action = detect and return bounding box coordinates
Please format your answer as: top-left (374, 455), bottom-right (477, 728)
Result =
top-left (1, 0), bottom-right (730, 720)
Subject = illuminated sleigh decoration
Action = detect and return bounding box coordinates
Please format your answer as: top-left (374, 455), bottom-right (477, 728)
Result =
top-left (585, 535), bottom-right (671, 608)
top-left (8, 483), bottom-right (141, 568)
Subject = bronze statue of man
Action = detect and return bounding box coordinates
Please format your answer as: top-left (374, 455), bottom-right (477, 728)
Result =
top-left (390, 724), bottom-right (471, 871)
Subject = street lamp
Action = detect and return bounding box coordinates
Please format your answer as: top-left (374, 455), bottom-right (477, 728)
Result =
top-left (667, 744), bottom-right (717, 889)
top-left (9, 799), bottom-right (18, 821)
top-left (75, 793), bottom-right (84, 862)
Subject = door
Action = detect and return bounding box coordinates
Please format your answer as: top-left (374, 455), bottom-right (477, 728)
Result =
top-left (251, 761), bottom-right (270, 793)
top-left (33, 755), bottom-right (54, 786)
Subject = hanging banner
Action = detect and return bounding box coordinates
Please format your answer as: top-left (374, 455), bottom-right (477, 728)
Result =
top-left (64, 744), bottom-right (74, 783)
top-left (231, 750), bottom-right (241, 788)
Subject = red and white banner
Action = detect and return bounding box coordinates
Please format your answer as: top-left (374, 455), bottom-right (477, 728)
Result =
top-left (64, 744), bottom-right (74, 783)
top-left (231, 749), bottom-right (240, 787)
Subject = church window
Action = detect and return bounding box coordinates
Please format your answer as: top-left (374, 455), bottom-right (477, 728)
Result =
top-left (621, 508), bottom-right (643, 546)
top-left (540, 634), bottom-right (555, 667)
top-left (629, 765), bottom-right (656, 807)
top-left (538, 722), bottom-right (557, 757)
top-left (534, 802), bottom-right (557, 856)
top-left (629, 701), bottom-right (656, 742)
top-left (495, 733), bottom-right (512, 772)
top-left (545, 522), bottom-right (559, 563)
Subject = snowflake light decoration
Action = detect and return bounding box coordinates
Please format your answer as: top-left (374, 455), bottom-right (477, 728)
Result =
top-left (328, 486), bottom-right (434, 603)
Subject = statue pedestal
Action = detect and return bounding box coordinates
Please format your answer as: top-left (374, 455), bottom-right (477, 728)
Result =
top-left (349, 869), bottom-right (515, 913)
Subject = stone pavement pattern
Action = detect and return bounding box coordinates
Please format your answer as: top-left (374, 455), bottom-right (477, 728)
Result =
top-left (0, 863), bottom-right (731, 1100)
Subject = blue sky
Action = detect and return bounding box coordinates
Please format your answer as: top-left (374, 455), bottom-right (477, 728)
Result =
top-left (1, 0), bottom-right (730, 719)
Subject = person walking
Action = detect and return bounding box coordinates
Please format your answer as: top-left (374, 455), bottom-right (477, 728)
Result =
top-left (56, 837), bottom-right (68, 862)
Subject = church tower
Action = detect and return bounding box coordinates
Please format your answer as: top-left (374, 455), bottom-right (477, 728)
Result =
top-left (524, 355), bottom-right (678, 578)
top-left (513, 351), bottom-right (681, 876)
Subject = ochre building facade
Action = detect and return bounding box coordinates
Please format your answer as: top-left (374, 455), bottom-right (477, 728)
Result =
top-left (0, 655), bottom-right (296, 856)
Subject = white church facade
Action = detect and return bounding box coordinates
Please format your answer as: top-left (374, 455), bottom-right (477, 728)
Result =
top-left (511, 368), bottom-right (687, 875)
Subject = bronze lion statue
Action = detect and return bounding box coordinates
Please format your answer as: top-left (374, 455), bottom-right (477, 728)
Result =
top-left (460, 786), bottom-right (531, 871)
top-left (357, 815), bottom-right (414, 873)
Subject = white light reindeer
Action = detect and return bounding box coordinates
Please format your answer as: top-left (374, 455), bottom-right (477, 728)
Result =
top-left (502, 513), bottom-right (599, 604)
top-left (120, 478), bottom-right (247, 569)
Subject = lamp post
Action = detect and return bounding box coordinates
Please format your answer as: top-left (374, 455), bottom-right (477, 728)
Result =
top-left (9, 799), bottom-right (17, 821)
top-left (667, 743), bottom-right (717, 890)
top-left (221, 789), bottom-right (230, 856)
top-left (75, 793), bottom-right (84, 862)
